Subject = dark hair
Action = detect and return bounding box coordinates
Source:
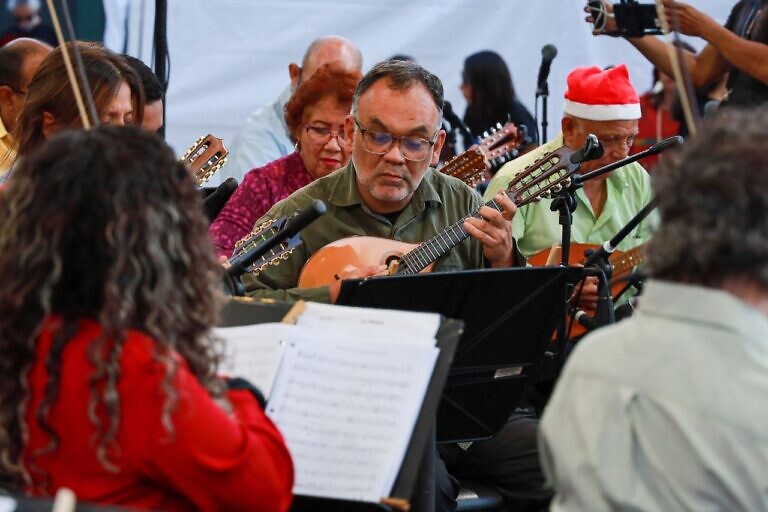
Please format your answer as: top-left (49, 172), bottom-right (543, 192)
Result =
top-left (351, 59), bottom-right (443, 122)
top-left (123, 54), bottom-right (163, 103)
top-left (283, 62), bottom-right (361, 142)
top-left (462, 50), bottom-right (517, 135)
top-left (12, 42), bottom-right (145, 159)
top-left (648, 107), bottom-right (768, 287)
top-left (0, 125), bottom-right (224, 487)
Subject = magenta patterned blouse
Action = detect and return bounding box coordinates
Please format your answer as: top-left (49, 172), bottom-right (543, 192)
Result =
top-left (210, 151), bottom-right (312, 257)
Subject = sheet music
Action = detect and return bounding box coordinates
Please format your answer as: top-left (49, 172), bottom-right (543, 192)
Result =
top-left (298, 301), bottom-right (441, 344)
top-left (266, 328), bottom-right (439, 502)
top-left (215, 323), bottom-right (291, 398)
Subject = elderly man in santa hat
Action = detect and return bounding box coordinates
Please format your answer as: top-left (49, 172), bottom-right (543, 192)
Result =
top-left (484, 64), bottom-right (657, 317)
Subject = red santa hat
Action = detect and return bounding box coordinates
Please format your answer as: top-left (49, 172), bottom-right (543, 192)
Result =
top-left (563, 64), bottom-right (641, 121)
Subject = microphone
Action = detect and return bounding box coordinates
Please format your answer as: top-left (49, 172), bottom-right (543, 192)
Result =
top-left (443, 100), bottom-right (475, 144)
top-left (227, 199), bottom-right (327, 280)
top-left (536, 44), bottom-right (558, 96)
top-left (574, 310), bottom-right (597, 331)
top-left (203, 177), bottom-right (238, 221)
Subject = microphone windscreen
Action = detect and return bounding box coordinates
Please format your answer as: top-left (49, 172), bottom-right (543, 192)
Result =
top-left (541, 44), bottom-right (557, 60)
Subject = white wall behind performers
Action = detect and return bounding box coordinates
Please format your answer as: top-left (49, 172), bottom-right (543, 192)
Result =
top-left (104, 0), bottom-right (730, 184)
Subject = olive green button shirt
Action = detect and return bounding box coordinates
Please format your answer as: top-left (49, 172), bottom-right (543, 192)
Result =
top-left (243, 161), bottom-right (488, 303)
top-left (483, 133), bottom-right (658, 259)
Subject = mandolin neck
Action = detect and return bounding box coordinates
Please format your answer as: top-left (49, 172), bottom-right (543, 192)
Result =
top-left (397, 198), bottom-right (504, 274)
top-left (610, 242), bottom-right (647, 277)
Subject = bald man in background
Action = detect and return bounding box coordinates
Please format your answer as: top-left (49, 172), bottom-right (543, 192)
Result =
top-left (222, 35), bottom-right (363, 183)
top-left (0, 36), bottom-right (51, 174)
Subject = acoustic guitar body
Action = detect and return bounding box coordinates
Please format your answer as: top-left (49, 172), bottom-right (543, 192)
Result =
top-left (298, 236), bottom-right (434, 288)
top-left (528, 242), bottom-right (647, 338)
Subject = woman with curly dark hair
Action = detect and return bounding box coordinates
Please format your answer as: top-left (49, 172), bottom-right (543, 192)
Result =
top-left (0, 125), bottom-right (293, 511)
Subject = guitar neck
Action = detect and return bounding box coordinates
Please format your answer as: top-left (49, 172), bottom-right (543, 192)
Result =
top-left (397, 198), bottom-right (504, 274)
top-left (610, 242), bottom-right (647, 277)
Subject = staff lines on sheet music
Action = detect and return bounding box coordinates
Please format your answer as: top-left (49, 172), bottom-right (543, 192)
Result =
top-left (291, 363), bottom-right (414, 391)
top-left (277, 401), bottom-right (399, 431)
top-left (288, 433), bottom-right (390, 454)
top-left (294, 349), bottom-right (419, 378)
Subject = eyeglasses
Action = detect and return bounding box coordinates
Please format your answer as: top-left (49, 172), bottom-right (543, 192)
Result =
top-left (0, 83), bottom-right (27, 97)
top-left (353, 118), bottom-right (438, 162)
top-left (597, 133), bottom-right (636, 150)
top-left (304, 125), bottom-right (347, 147)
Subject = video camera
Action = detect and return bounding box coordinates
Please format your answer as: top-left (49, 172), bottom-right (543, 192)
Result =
top-left (589, 0), bottom-right (663, 37)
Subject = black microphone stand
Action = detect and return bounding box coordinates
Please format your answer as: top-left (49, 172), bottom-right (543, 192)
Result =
top-left (536, 82), bottom-right (549, 143)
top-left (549, 134), bottom-right (602, 370)
top-left (223, 200), bottom-right (327, 296)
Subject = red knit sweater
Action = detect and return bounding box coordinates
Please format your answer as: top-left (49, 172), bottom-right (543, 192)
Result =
top-left (23, 318), bottom-right (293, 511)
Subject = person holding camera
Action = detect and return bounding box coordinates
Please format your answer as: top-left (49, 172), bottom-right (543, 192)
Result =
top-left (586, 0), bottom-right (768, 108)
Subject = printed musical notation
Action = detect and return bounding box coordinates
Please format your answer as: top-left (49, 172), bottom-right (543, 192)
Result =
top-left (218, 304), bottom-right (442, 502)
top-left (267, 328), bottom-right (439, 502)
top-left (215, 323), bottom-right (291, 398)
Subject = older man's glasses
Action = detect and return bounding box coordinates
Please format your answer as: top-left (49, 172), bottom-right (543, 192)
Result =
top-left (353, 118), bottom-right (437, 162)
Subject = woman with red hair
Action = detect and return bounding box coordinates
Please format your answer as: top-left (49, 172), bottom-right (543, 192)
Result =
top-left (210, 62), bottom-right (361, 257)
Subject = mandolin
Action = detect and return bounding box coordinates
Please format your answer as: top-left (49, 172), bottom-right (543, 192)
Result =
top-left (298, 138), bottom-right (601, 289)
top-left (438, 121), bottom-right (524, 187)
top-left (180, 134), bottom-right (229, 186)
top-left (528, 241), bottom-right (648, 337)
top-left (230, 216), bottom-right (303, 277)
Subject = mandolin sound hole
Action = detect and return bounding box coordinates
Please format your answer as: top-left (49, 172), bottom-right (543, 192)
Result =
top-left (384, 254), bottom-right (402, 267)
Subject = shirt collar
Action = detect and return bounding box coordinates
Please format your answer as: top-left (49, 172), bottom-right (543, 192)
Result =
top-left (639, 279), bottom-right (768, 346)
top-left (327, 161), bottom-right (444, 210)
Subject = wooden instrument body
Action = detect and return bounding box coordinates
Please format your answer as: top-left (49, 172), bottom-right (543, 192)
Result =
top-left (528, 241), bottom-right (646, 337)
top-left (298, 236), bottom-right (434, 288)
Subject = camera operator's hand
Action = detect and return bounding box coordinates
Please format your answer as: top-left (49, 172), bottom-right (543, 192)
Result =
top-left (585, 1), bottom-right (618, 35)
top-left (661, 0), bottom-right (719, 39)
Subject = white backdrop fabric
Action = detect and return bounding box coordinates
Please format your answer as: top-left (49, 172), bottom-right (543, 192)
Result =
top-left (103, 0), bottom-right (731, 185)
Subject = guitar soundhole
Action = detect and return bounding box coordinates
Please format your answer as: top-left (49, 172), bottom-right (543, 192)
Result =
top-left (384, 255), bottom-right (401, 267)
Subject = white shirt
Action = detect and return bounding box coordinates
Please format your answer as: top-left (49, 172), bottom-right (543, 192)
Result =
top-left (540, 279), bottom-right (768, 512)
top-left (220, 86), bottom-right (293, 184)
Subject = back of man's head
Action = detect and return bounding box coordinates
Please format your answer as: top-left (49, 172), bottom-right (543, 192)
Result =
top-left (351, 59), bottom-right (444, 121)
top-left (648, 107), bottom-right (768, 288)
top-left (301, 35), bottom-right (362, 79)
top-left (0, 37), bottom-right (51, 90)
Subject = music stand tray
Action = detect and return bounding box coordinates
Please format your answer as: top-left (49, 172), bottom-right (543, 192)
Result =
top-left (338, 266), bottom-right (573, 443)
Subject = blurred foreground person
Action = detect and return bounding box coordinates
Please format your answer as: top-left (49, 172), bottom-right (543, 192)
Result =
top-left (0, 125), bottom-right (293, 511)
top-left (541, 107), bottom-right (768, 511)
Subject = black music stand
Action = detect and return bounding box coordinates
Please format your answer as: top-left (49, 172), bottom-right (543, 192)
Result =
top-left (219, 297), bottom-right (462, 512)
top-left (337, 266), bottom-right (576, 443)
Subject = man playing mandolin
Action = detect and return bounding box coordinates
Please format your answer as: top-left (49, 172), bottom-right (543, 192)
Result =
top-left (243, 59), bottom-right (519, 304)
top-left (244, 59), bottom-right (553, 511)
top-left (484, 64), bottom-right (657, 315)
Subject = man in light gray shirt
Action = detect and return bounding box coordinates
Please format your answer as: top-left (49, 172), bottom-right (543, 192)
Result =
top-left (540, 106), bottom-right (768, 511)
top-left (221, 35), bottom-right (362, 183)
